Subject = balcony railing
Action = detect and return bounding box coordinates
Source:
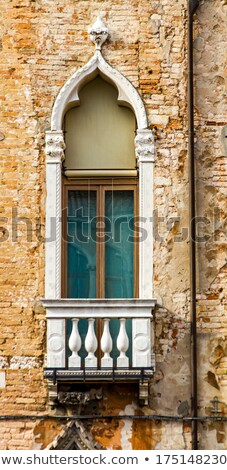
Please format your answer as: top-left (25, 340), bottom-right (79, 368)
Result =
top-left (43, 299), bottom-right (155, 381)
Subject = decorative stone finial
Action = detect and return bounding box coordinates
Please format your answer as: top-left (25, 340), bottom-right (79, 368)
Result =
top-left (89, 17), bottom-right (109, 51)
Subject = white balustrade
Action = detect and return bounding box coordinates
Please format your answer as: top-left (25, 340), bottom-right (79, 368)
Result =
top-left (116, 318), bottom-right (129, 368)
top-left (45, 299), bottom-right (154, 373)
top-left (101, 318), bottom-right (113, 368)
top-left (66, 316), bottom-right (153, 371)
top-left (68, 318), bottom-right (81, 368)
top-left (67, 317), bottom-right (132, 370)
top-left (85, 318), bottom-right (98, 368)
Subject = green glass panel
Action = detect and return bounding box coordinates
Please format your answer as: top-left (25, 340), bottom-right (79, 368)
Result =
top-left (104, 190), bottom-right (134, 363)
top-left (105, 190), bottom-right (134, 298)
top-left (66, 189), bottom-right (134, 367)
top-left (67, 190), bottom-right (96, 298)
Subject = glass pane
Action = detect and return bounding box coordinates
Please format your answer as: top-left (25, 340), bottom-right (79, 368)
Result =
top-left (67, 190), bottom-right (96, 298)
top-left (105, 190), bottom-right (134, 298)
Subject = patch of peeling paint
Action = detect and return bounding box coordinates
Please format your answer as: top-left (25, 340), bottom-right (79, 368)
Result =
top-left (119, 404), bottom-right (136, 450)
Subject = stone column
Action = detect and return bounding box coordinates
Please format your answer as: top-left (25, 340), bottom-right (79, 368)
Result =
top-left (135, 128), bottom-right (155, 299)
top-left (45, 131), bottom-right (66, 369)
top-left (133, 128), bottom-right (155, 368)
top-left (45, 130), bottom-right (65, 299)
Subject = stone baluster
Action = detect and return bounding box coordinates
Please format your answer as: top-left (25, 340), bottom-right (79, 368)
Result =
top-left (117, 318), bottom-right (129, 368)
top-left (101, 318), bottom-right (113, 368)
top-left (85, 318), bottom-right (98, 368)
top-left (68, 318), bottom-right (81, 368)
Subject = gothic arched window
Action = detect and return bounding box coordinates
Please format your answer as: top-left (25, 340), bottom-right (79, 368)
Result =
top-left (43, 18), bottom-right (156, 405)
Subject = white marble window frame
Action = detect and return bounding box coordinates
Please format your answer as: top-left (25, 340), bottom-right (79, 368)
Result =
top-left (45, 49), bottom-right (155, 301)
top-left (44, 46), bottom-right (156, 372)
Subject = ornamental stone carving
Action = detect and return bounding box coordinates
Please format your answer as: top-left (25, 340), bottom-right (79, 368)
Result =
top-left (135, 128), bottom-right (155, 163)
top-left (89, 17), bottom-right (109, 51)
top-left (46, 130), bottom-right (65, 164)
top-left (50, 18), bottom-right (149, 131)
top-left (58, 388), bottom-right (103, 406)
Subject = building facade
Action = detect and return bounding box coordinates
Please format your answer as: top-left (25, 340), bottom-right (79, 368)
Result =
top-left (0, 0), bottom-right (226, 450)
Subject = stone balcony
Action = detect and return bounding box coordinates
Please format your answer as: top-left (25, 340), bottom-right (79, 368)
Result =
top-left (43, 299), bottom-right (156, 383)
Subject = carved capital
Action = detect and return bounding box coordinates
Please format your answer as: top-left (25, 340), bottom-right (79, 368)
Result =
top-left (89, 17), bottom-right (109, 51)
top-left (46, 130), bottom-right (65, 164)
top-left (135, 128), bottom-right (155, 163)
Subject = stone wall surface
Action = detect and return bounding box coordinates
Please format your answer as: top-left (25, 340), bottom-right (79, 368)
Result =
top-left (0, 0), bottom-right (226, 449)
top-left (194, 0), bottom-right (227, 450)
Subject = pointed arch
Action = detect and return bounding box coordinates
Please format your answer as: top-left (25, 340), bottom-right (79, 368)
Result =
top-left (47, 420), bottom-right (105, 450)
top-left (51, 51), bottom-right (149, 131)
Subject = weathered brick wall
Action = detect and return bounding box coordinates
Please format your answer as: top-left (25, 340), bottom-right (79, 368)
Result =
top-left (0, 0), bottom-right (226, 449)
top-left (194, 0), bottom-right (227, 449)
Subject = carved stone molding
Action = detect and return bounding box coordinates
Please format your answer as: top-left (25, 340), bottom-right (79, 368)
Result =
top-left (135, 128), bottom-right (155, 163)
top-left (58, 388), bottom-right (102, 406)
top-left (89, 17), bottom-right (109, 51)
top-left (46, 130), bottom-right (65, 164)
top-left (44, 369), bottom-right (154, 380)
top-left (51, 52), bottom-right (149, 131)
top-left (47, 421), bottom-right (104, 450)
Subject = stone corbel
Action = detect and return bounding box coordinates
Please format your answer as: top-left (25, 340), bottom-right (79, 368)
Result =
top-left (48, 382), bottom-right (58, 407)
top-left (139, 380), bottom-right (149, 406)
top-left (135, 128), bottom-right (155, 164)
top-left (46, 130), bottom-right (66, 164)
